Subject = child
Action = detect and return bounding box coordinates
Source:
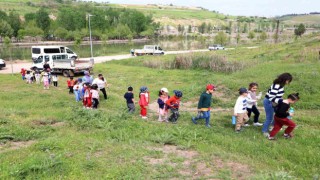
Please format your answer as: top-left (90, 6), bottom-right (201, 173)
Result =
top-left (234, 88), bottom-right (249, 133)
top-left (52, 73), bottom-right (58, 87)
top-left (268, 93), bottom-right (300, 140)
top-left (246, 82), bottom-right (263, 126)
top-left (77, 78), bottom-right (84, 100)
top-left (166, 90), bottom-right (183, 124)
top-left (67, 76), bottom-right (75, 94)
top-left (42, 71), bottom-right (50, 90)
top-left (35, 71), bottom-right (41, 84)
top-left (91, 84), bottom-right (100, 109)
top-left (25, 71), bottom-right (32, 84)
top-left (20, 68), bottom-right (26, 80)
top-left (191, 84), bottom-right (215, 128)
top-left (139, 86), bottom-right (149, 119)
top-left (157, 87), bottom-right (170, 122)
top-left (83, 83), bottom-right (92, 109)
top-left (73, 80), bottom-right (81, 102)
top-left (124, 86), bottom-right (135, 113)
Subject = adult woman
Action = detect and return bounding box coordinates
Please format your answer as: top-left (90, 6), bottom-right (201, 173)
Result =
top-left (262, 73), bottom-right (293, 136)
top-left (92, 74), bottom-right (107, 100)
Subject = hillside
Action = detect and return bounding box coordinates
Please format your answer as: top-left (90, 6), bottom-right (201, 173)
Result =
top-left (280, 14), bottom-right (320, 26)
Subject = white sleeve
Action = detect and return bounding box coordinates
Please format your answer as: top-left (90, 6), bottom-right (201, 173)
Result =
top-left (234, 97), bottom-right (241, 114)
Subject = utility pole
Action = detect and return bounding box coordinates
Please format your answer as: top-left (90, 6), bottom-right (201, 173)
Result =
top-left (274, 20), bottom-right (280, 44)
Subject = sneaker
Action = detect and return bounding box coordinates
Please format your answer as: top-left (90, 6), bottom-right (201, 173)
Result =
top-left (283, 133), bottom-right (293, 139)
top-left (191, 117), bottom-right (197, 124)
top-left (244, 124), bottom-right (250, 127)
top-left (142, 116), bottom-right (148, 119)
top-left (235, 130), bottom-right (241, 133)
top-left (205, 124), bottom-right (211, 128)
top-left (263, 132), bottom-right (270, 138)
top-left (253, 122), bottom-right (263, 126)
top-left (268, 136), bottom-right (276, 140)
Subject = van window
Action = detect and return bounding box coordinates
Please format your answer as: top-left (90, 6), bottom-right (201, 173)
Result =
top-left (44, 48), bottom-right (60, 53)
top-left (60, 47), bottom-right (65, 53)
top-left (53, 55), bottom-right (67, 61)
top-left (45, 55), bottom-right (49, 62)
top-left (32, 48), bottom-right (41, 54)
top-left (66, 49), bottom-right (74, 54)
top-left (34, 56), bottom-right (43, 64)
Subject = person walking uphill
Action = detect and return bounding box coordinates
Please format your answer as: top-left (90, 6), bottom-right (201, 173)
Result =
top-left (92, 74), bottom-right (108, 100)
top-left (191, 84), bottom-right (216, 128)
top-left (268, 93), bottom-right (300, 140)
top-left (263, 73), bottom-right (293, 137)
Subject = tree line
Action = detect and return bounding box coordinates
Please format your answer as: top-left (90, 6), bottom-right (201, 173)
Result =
top-left (0, 4), bottom-right (160, 42)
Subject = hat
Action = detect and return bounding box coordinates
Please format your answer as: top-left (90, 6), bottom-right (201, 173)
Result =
top-left (206, 84), bottom-right (216, 90)
top-left (239, 87), bottom-right (248, 94)
top-left (77, 78), bottom-right (83, 82)
top-left (161, 87), bottom-right (169, 93)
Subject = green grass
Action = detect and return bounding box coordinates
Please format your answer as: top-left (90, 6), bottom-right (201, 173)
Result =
top-left (0, 34), bottom-right (320, 179)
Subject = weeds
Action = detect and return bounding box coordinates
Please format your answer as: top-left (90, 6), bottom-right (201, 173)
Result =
top-left (143, 53), bottom-right (247, 73)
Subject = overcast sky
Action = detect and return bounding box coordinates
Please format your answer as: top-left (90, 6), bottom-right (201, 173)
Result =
top-left (92, 0), bottom-right (320, 17)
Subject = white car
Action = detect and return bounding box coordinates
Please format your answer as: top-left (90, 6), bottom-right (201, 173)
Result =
top-left (0, 59), bottom-right (6, 69)
top-left (208, 44), bottom-right (225, 51)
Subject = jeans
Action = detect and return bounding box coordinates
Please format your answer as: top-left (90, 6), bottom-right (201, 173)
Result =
top-left (74, 90), bottom-right (81, 102)
top-left (262, 98), bottom-right (274, 133)
top-left (127, 103), bottom-right (135, 113)
top-left (194, 111), bottom-right (211, 126)
top-left (92, 98), bottom-right (99, 109)
top-left (169, 108), bottom-right (180, 122)
top-left (247, 105), bottom-right (260, 123)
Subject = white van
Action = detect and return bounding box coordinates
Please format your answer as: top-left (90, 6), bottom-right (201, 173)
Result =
top-left (31, 46), bottom-right (78, 61)
top-left (32, 53), bottom-right (92, 77)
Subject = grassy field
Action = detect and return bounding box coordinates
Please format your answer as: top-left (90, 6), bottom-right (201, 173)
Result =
top-left (0, 34), bottom-right (320, 179)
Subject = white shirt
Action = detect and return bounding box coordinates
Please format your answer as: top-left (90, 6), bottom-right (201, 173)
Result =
top-left (52, 75), bottom-right (58, 82)
top-left (92, 78), bottom-right (106, 89)
top-left (234, 96), bottom-right (247, 114)
top-left (91, 89), bottom-right (99, 99)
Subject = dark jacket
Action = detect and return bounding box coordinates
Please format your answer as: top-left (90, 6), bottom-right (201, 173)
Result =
top-left (197, 92), bottom-right (212, 109)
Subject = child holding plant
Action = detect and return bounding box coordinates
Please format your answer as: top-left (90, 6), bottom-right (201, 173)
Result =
top-left (157, 87), bottom-right (170, 122)
top-left (268, 93), bottom-right (300, 140)
top-left (139, 86), bottom-right (149, 119)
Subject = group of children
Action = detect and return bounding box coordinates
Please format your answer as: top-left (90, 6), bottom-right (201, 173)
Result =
top-left (233, 82), bottom-right (300, 140)
top-left (21, 67), bottom-right (299, 140)
top-left (20, 68), bottom-right (58, 89)
top-left (124, 86), bottom-right (183, 123)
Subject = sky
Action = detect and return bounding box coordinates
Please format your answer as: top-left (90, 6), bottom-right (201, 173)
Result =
top-left (92, 0), bottom-right (320, 17)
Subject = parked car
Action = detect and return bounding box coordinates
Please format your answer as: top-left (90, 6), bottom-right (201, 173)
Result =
top-left (0, 59), bottom-right (6, 69)
top-left (134, 45), bottom-right (165, 56)
top-left (208, 44), bottom-right (225, 51)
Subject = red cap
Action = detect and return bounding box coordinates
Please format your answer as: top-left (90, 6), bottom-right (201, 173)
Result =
top-left (206, 84), bottom-right (215, 90)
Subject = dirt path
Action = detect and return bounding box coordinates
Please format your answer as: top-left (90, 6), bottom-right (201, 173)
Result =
top-left (0, 49), bottom-right (210, 74)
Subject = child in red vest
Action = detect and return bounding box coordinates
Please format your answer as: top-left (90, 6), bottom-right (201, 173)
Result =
top-left (166, 90), bottom-right (183, 124)
top-left (67, 76), bottom-right (75, 94)
top-left (139, 86), bottom-right (150, 119)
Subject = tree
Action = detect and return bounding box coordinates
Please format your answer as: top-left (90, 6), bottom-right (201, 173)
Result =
top-left (214, 31), bottom-right (227, 45)
top-left (54, 27), bottom-right (68, 40)
top-left (259, 31), bottom-right (268, 42)
top-left (24, 13), bottom-right (36, 23)
top-left (198, 22), bottom-right (207, 34)
top-left (8, 11), bottom-right (21, 38)
top-left (236, 33), bottom-right (241, 44)
top-left (35, 8), bottom-right (50, 37)
top-left (188, 25), bottom-right (192, 33)
top-left (0, 20), bottom-right (14, 40)
top-left (248, 31), bottom-right (255, 39)
top-left (294, 23), bottom-right (306, 37)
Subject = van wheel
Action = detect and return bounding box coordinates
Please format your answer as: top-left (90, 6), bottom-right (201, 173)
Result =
top-left (69, 70), bottom-right (75, 77)
top-left (62, 70), bottom-right (69, 77)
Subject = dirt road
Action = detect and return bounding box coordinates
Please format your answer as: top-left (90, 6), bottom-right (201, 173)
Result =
top-left (0, 49), bottom-right (221, 74)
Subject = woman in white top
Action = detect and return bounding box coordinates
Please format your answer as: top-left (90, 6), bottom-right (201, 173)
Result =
top-left (92, 74), bottom-right (107, 100)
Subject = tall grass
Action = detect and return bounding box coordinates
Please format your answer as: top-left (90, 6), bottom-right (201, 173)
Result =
top-left (143, 53), bottom-right (247, 73)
